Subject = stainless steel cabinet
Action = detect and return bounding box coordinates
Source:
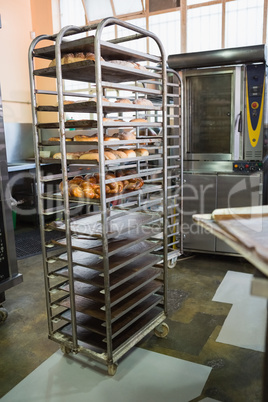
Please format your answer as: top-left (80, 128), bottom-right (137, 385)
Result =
top-left (183, 171), bottom-right (263, 254)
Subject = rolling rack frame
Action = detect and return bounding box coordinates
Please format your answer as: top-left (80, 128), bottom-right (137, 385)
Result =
top-left (28, 17), bottom-right (183, 375)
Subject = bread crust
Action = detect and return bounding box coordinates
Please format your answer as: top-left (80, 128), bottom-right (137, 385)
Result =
top-left (73, 135), bottom-right (98, 142)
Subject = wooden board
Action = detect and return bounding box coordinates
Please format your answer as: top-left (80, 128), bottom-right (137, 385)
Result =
top-left (212, 205), bottom-right (268, 221)
top-left (193, 210), bottom-right (268, 277)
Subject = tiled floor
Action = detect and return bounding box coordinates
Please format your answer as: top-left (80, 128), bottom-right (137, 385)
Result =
top-left (0, 251), bottom-right (265, 401)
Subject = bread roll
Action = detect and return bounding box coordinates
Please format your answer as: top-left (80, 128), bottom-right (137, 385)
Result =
top-left (134, 148), bottom-right (149, 157)
top-left (118, 132), bottom-right (136, 141)
top-left (119, 149), bottom-right (136, 158)
top-left (79, 153), bottom-right (99, 161)
top-left (115, 98), bottom-right (132, 104)
top-left (104, 151), bottom-right (117, 160)
top-left (109, 60), bottom-right (134, 69)
top-left (134, 98), bottom-right (153, 106)
top-left (133, 63), bottom-right (148, 71)
top-left (85, 52), bottom-right (95, 61)
top-left (104, 136), bottom-right (119, 141)
top-left (69, 184), bottom-right (84, 198)
top-left (85, 52), bottom-right (104, 62)
top-left (91, 96), bottom-right (109, 102)
top-left (108, 150), bottom-right (128, 159)
top-left (69, 176), bottom-right (84, 185)
top-left (130, 118), bottom-right (147, 123)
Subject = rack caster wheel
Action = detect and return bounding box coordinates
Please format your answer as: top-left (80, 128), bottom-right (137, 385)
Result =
top-left (60, 345), bottom-right (71, 354)
top-left (154, 322), bottom-right (169, 338)
top-left (0, 307), bottom-right (8, 323)
top-left (107, 363), bottom-right (117, 376)
top-left (168, 258), bottom-right (177, 269)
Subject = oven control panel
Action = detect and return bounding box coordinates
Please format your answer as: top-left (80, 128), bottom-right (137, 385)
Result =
top-left (233, 161), bottom-right (263, 172)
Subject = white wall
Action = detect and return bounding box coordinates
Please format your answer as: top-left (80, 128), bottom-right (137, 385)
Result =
top-left (0, 0), bottom-right (33, 123)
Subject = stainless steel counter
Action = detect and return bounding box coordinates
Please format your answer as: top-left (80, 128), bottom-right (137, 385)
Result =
top-left (8, 162), bottom-right (37, 173)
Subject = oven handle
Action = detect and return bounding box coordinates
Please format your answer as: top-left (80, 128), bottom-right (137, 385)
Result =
top-left (238, 111), bottom-right (242, 132)
top-left (234, 111), bottom-right (242, 160)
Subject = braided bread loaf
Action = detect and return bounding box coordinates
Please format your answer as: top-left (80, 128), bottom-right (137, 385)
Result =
top-left (59, 171), bottom-right (144, 199)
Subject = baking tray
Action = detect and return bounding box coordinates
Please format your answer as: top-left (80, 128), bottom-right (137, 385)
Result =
top-left (53, 255), bottom-right (161, 291)
top-left (57, 240), bottom-right (160, 273)
top-left (59, 294), bottom-right (162, 340)
top-left (58, 280), bottom-right (162, 322)
top-left (37, 119), bottom-right (162, 129)
top-left (33, 60), bottom-right (161, 84)
top-left (41, 137), bottom-right (162, 147)
top-left (52, 225), bottom-right (162, 257)
top-left (40, 155), bottom-right (163, 167)
top-left (48, 210), bottom-right (161, 238)
top-left (58, 268), bottom-right (160, 307)
top-left (58, 305), bottom-right (164, 351)
top-left (33, 35), bottom-right (161, 64)
top-left (42, 183), bottom-right (163, 205)
top-left (37, 100), bottom-right (162, 113)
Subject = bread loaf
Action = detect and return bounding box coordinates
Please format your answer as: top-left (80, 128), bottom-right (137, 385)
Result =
top-left (134, 148), bottom-right (149, 157)
top-left (118, 149), bottom-right (136, 158)
top-left (49, 52), bottom-right (104, 68)
top-left (53, 152), bottom-right (83, 160)
top-left (115, 98), bottom-right (132, 104)
top-left (134, 98), bottom-right (153, 106)
top-left (109, 60), bottom-right (134, 69)
top-left (73, 135), bottom-right (98, 142)
top-left (48, 137), bottom-right (72, 142)
top-left (118, 132), bottom-right (136, 141)
top-left (130, 118), bottom-right (147, 123)
top-left (59, 170), bottom-right (144, 199)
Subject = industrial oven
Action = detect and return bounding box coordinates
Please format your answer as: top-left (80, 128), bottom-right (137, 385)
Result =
top-left (0, 86), bottom-right (23, 320)
top-left (168, 45), bottom-right (267, 254)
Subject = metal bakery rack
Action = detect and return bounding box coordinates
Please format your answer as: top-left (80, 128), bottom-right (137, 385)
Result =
top-left (28, 17), bottom-right (183, 375)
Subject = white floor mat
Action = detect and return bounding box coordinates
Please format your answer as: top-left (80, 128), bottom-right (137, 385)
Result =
top-left (2, 348), bottom-right (211, 402)
top-left (213, 271), bottom-right (267, 352)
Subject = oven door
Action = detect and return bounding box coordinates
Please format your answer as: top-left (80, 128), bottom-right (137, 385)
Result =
top-left (183, 66), bottom-right (244, 162)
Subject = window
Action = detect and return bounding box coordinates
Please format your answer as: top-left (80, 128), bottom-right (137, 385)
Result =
top-left (149, 11), bottom-right (181, 57)
top-left (187, 3), bottom-right (221, 52)
top-left (225, 0), bottom-right (264, 48)
top-left (116, 18), bottom-right (147, 53)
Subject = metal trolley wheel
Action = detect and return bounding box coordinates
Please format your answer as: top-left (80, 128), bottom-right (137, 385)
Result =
top-left (107, 363), bottom-right (118, 376)
top-left (154, 322), bottom-right (169, 338)
top-left (168, 257), bottom-right (178, 269)
top-left (0, 306), bottom-right (8, 323)
top-left (60, 344), bottom-right (72, 355)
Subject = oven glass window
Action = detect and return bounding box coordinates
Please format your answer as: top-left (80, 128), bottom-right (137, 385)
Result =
top-left (187, 73), bottom-right (232, 154)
